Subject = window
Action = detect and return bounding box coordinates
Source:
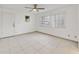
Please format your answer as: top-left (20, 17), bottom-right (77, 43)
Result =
top-left (55, 13), bottom-right (65, 28)
top-left (40, 16), bottom-right (50, 27)
top-left (40, 13), bottom-right (65, 28)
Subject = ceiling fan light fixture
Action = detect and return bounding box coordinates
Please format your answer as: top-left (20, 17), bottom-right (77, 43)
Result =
top-left (32, 8), bottom-right (37, 12)
top-left (25, 4), bottom-right (45, 12)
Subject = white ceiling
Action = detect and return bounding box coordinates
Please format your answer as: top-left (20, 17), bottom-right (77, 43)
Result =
top-left (0, 4), bottom-right (70, 13)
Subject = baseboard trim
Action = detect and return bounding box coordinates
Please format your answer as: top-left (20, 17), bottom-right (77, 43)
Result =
top-left (36, 31), bottom-right (78, 43)
top-left (0, 31), bottom-right (37, 40)
top-left (0, 31), bottom-right (78, 43)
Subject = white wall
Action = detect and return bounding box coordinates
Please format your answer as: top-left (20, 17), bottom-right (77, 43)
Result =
top-left (77, 6), bottom-right (79, 47)
top-left (0, 8), bottom-right (3, 38)
top-left (36, 5), bottom-right (78, 42)
top-left (15, 11), bottom-right (35, 35)
top-left (0, 7), bottom-right (36, 38)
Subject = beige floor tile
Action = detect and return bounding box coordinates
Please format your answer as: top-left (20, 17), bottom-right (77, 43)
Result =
top-left (0, 32), bottom-right (78, 54)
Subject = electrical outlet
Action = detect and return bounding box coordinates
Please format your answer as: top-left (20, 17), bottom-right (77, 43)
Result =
top-left (68, 34), bottom-right (70, 37)
top-left (74, 36), bottom-right (77, 38)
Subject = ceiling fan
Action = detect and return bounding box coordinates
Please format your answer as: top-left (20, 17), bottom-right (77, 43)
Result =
top-left (25, 4), bottom-right (45, 12)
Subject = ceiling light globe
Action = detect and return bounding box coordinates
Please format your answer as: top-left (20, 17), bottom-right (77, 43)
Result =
top-left (33, 9), bottom-right (37, 12)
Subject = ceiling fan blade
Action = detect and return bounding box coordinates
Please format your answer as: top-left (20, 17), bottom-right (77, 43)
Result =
top-left (37, 8), bottom-right (45, 9)
top-left (24, 7), bottom-right (33, 9)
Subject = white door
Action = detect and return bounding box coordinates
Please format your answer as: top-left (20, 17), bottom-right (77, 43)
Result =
top-left (2, 9), bottom-right (15, 37)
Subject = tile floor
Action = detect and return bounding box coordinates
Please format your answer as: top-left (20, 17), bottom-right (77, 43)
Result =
top-left (0, 32), bottom-right (79, 54)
